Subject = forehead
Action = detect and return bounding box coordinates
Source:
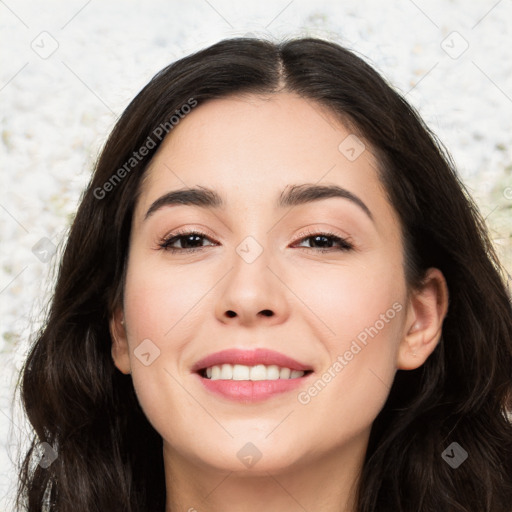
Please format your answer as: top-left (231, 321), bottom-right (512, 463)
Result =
top-left (135, 92), bottom-right (395, 228)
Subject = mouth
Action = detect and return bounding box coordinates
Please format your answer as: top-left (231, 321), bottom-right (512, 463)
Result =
top-left (191, 348), bottom-right (315, 402)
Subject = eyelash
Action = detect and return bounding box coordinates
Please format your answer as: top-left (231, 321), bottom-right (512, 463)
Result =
top-left (157, 228), bottom-right (354, 254)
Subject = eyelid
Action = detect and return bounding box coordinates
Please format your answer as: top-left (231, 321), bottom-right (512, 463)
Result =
top-left (160, 224), bottom-right (218, 242)
top-left (292, 226), bottom-right (353, 243)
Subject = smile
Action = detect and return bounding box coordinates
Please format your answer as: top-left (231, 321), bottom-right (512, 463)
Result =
top-left (192, 348), bottom-right (315, 402)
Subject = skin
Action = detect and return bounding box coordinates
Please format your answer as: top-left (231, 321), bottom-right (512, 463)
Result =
top-left (110, 92), bottom-right (449, 512)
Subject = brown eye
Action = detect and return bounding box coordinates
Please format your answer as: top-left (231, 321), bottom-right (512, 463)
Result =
top-left (293, 231), bottom-right (354, 252)
top-left (158, 230), bottom-right (217, 253)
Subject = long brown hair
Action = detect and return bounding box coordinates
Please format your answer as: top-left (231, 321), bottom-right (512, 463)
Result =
top-left (16, 37), bottom-right (512, 511)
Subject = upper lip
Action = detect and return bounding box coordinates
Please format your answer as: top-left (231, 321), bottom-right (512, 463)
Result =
top-left (191, 348), bottom-right (314, 373)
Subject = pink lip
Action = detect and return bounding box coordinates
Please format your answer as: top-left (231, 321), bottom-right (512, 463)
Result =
top-left (194, 372), bottom-right (314, 403)
top-left (191, 348), bottom-right (313, 373)
top-left (191, 348), bottom-right (314, 403)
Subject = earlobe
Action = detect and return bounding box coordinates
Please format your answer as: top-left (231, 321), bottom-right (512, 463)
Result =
top-left (109, 308), bottom-right (132, 375)
top-left (397, 268), bottom-right (449, 370)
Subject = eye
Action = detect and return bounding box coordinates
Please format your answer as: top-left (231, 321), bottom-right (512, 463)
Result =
top-left (158, 229), bottom-right (218, 253)
top-left (157, 229), bottom-right (354, 254)
top-left (292, 229), bottom-right (354, 253)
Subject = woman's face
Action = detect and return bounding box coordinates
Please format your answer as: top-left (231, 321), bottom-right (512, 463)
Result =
top-left (111, 92), bottom-right (439, 475)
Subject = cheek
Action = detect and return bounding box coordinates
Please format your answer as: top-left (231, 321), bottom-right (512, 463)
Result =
top-left (120, 258), bottom-right (205, 438)
top-left (294, 251), bottom-right (405, 346)
top-left (290, 257), bottom-right (406, 433)
top-left (122, 256), bottom-right (207, 343)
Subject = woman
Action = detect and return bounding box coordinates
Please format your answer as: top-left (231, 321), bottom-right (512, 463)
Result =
top-left (16, 37), bottom-right (512, 512)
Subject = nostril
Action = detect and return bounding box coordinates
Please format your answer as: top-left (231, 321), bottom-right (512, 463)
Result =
top-left (226, 311), bottom-right (236, 318)
top-left (260, 310), bottom-right (273, 317)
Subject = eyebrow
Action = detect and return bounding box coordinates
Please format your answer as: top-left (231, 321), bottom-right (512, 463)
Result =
top-left (144, 183), bottom-right (373, 221)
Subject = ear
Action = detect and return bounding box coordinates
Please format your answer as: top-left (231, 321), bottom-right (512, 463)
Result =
top-left (109, 307), bottom-right (131, 374)
top-left (397, 267), bottom-right (449, 370)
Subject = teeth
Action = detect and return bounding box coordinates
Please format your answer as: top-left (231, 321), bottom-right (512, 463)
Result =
top-left (202, 364), bottom-right (307, 381)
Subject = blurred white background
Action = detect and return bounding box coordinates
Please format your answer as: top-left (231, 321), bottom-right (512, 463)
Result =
top-left (1, 0), bottom-right (511, 510)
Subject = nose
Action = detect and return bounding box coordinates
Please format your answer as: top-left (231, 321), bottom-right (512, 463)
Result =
top-left (214, 243), bottom-right (290, 327)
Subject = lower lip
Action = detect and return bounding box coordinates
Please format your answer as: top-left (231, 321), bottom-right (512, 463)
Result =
top-left (194, 372), bottom-right (313, 402)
